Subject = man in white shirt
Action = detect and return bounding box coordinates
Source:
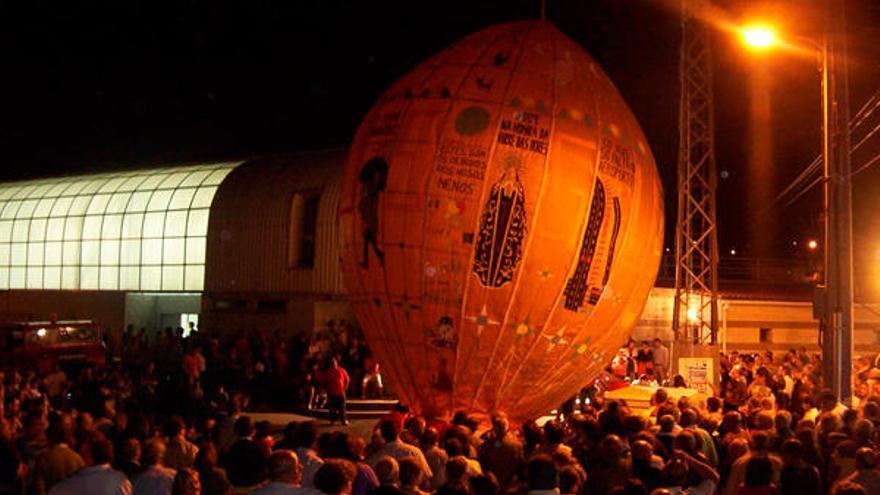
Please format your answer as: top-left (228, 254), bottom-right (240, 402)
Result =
top-left (50, 438), bottom-right (131, 495)
top-left (292, 422), bottom-right (324, 488)
top-left (253, 450), bottom-right (316, 495)
top-left (367, 420), bottom-right (432, 479)
top-left (133, 438), bottom-right (176, 495)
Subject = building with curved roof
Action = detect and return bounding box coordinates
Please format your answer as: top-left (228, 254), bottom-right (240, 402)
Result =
top-left (0, 162), bottom-right (239, 292)
top-left (0, 151), bottom-right (350, 337)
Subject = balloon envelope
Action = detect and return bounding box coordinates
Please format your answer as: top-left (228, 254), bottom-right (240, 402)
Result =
top-left (340, 20), bottom-right (664, 422)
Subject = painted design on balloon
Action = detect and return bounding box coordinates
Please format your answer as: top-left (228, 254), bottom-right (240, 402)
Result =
top-left (563, 179), bottom-right (606, 311)
top-left (430, 357), bottom-right (453, 391)
top-left (472, 156), bottom-right (527, 288)
top-left (455, 107), bottom-right (491, 136)
top-left (358, 157), bottom-right (388, 268)
top-left (602, 197), bottom-right (622, 286)
top-left (429, 316), bottom-right (457, 349)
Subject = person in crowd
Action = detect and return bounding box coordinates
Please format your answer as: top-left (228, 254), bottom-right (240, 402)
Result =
top-left (468, 474), bottom-right (499, 495)
top-left (779, 439), bottom-right (821, 495)
top-left (420, 427), bottom-right (447, 490)
top-left (324, 358), bottom-right (351, 426)
top-left (369, 456), bottom-right (406, 495)
top-left (164, 417), bottom-right (199, 471)
top-left (171, 468), bottom-right (200, 495)
top-left (293, 421), bottom-right (324, 488)
top-left (330, 433), bottom-right (379, 495)
top-left (48, 438), bottom-right (131, 495)
top-left (398, 457), bottom-right (428, 495)
top-left (833, 447), bottom-right (880, 495)
top-left (34, 414), bottom-right (85, 495)
top-left (274, 422), bottom-right (299, 452)
top-left (737, 457), bottom-right (777, 495)
top-left (724, 431), bottom-right (783, 495)
top-left (436, 456), bottom-right (469, 495)
top-left (8, 320), bottom-right (880, 495)
top-left (525, 455), bottom-right (558, 495)
top-left (367, 420), bottom-right (432, 480)
top-left (116, 438), bottom-right (144, 479)
top-left (252, 450), bottom-right (302, 495)
top-left (193, 443), bottom-right (230, 495)
top-left (635, 341), bottom-right (654, 377)
top-left (314, 459), bottom-right (357, 495)
top-left (652, 339), bottom-right (669, 384)
top-left (223, 415), bottom-right (268, 488)
top-left (584, 435), bottom-right (630, 495)
top-left (477, 412), bottom-right (523, 488)
top-left (362, 363), bottom-right (384, 400)
top-left (133, 438), bottom-right (177, 495)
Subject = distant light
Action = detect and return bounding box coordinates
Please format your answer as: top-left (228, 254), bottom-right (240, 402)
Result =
top-left (36, 328), bottom-right (47, 338)
top-left (808, 239), bottom-right (818, 250)
top-left (742, 25), bottom-right (777, 50)
top-left (687, 308), bottom-right (698, 323)
top-left (665, 247), bottom-right (671, 253)
top-left (730, 249), bottom-right (737, 256)
top-left (792, 240), bottom-right (798, 246)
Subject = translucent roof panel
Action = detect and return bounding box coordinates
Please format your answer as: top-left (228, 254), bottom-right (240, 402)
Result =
top-left (0, 162), bottom-right (242, 291)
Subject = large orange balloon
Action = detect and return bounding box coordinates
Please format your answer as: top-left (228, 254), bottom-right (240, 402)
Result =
top-left (339, 20), bottom-right (663, 422)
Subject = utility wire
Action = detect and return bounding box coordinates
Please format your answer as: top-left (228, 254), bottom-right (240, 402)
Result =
top-left (766, 90), bottom-right (880, 209)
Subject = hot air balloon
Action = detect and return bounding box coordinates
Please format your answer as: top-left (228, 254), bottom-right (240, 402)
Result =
top-left (339, 20), bottom-right (664, 422)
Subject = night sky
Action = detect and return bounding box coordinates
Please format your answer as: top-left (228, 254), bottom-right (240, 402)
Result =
top-left (2, 1), bottom-right (880, 291)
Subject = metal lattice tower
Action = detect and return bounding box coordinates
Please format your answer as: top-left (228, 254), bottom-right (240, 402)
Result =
top-left (672, 0), bottom-right (719, 345)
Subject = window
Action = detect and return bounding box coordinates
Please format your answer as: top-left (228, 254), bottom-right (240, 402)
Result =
top-left (0, 162), bottom-right (241, 291)
top-left (257, 299), bottom-right (286, 313)
top-left (180, 314), bottom-right (199, 337)
top-left (288, 192), bottom-right (320, 268)
top-left (214, 299), bottom-right (246, 311)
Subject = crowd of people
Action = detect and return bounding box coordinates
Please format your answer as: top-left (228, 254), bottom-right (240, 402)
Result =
top-left (0, 319), bottom-right (876, 495)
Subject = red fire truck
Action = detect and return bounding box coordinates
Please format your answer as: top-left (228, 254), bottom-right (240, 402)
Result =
top-left (3, 320), bottom-right (105, 371)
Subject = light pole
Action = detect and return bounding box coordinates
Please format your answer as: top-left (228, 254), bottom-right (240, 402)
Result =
top-left (741, 1), bottom-right (853, 404)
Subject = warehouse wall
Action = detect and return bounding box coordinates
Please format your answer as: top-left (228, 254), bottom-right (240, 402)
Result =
top-left (632, 287), bottom-right (880, 356)
top-left (202, 151), bottom-right (349, 334)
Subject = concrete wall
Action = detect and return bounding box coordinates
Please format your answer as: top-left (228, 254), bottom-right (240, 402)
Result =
top-left (200, 292), bottom-right (354, 335)
top-left (631, 287), bottom-right (880, 356)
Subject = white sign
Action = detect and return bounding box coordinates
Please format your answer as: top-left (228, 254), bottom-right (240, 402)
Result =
top-left (678, 357), bottom-right (714, 394)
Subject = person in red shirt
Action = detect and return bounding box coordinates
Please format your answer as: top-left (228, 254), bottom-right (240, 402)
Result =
top-left (324, 358), bottom-right (351, 425)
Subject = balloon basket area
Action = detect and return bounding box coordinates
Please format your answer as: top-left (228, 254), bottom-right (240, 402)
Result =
top-left (603, 385), bottom-right (703, 418)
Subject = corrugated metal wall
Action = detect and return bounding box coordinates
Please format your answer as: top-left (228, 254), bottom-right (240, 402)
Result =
top-left (314, 169), bottom-right (345, 294)
top-left (205, 150), bottom-right (347, 297)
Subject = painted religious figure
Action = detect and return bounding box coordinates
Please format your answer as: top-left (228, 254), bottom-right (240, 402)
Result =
top-left (358, 156), bottom-right (388, 268)
top-left (472, 156), bottom-right (527, 288)
top-left (563, 179), bottom-right (606, 311)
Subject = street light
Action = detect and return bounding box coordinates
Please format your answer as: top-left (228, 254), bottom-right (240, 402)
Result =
top-left (741, 25), bottom-right (777, 50)
top-left (738, 15), bottom-right (853, 404)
